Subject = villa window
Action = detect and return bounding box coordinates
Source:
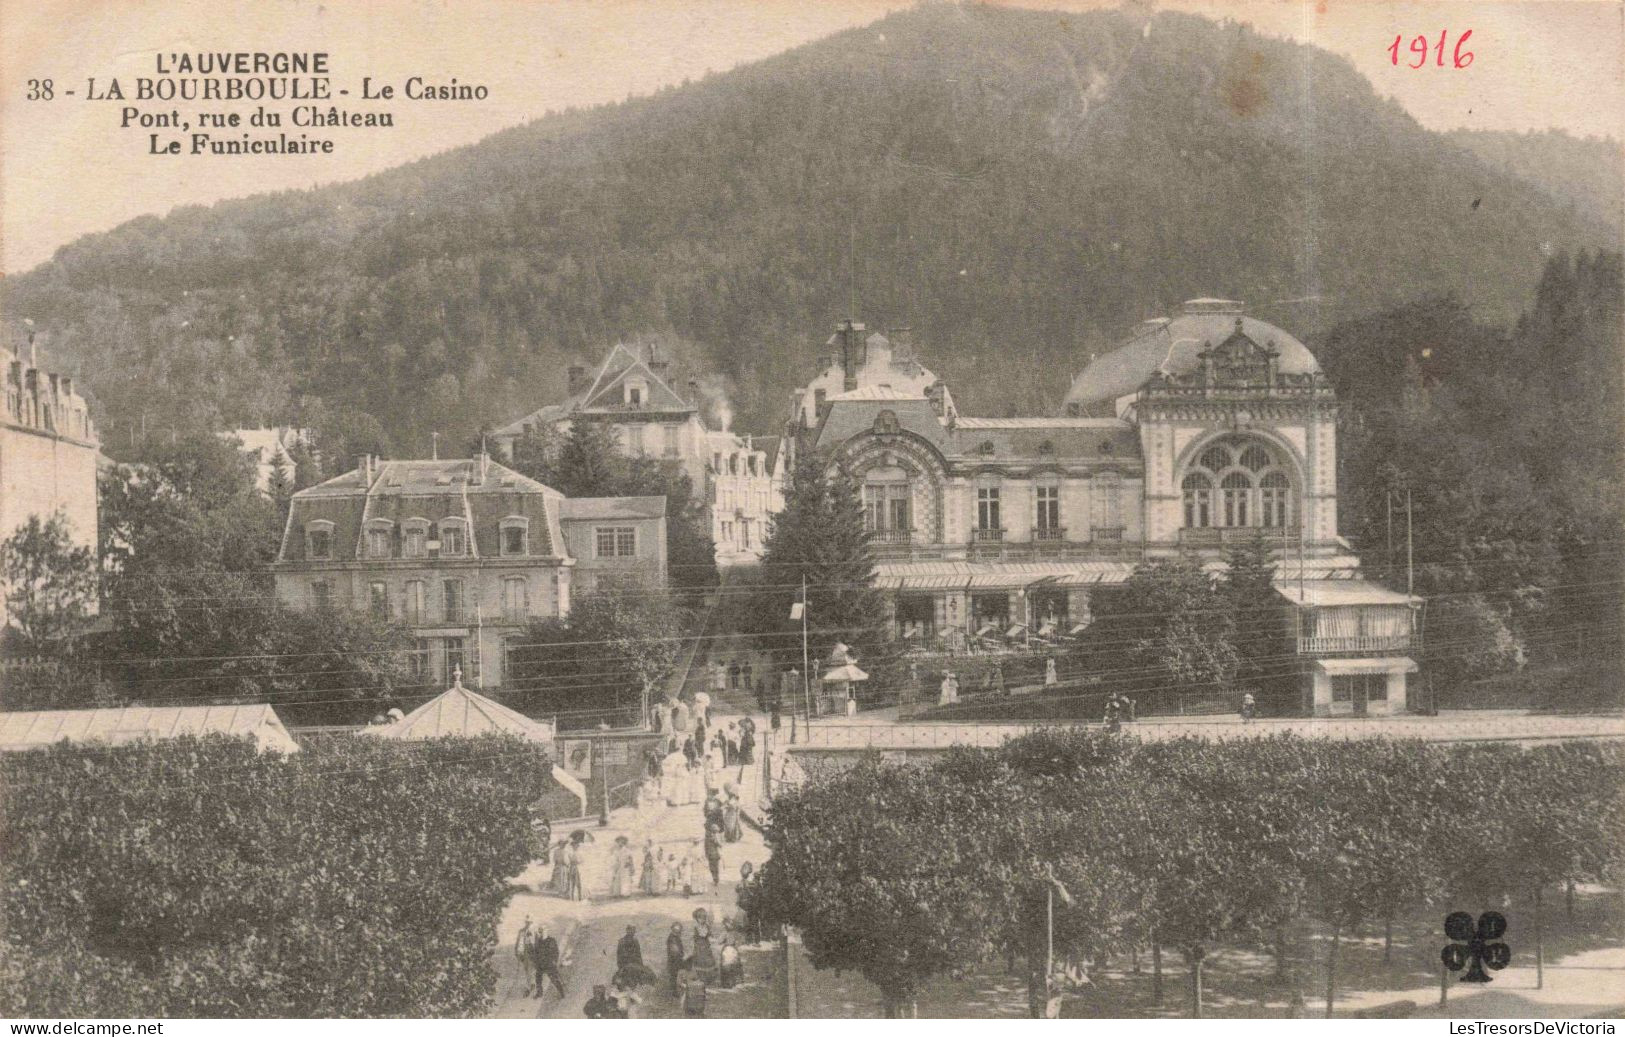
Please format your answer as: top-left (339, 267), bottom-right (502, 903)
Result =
top-left (977, 484), bottom-right (1001, 532)
top-left (366, 524), bottom-right (392, 559)
top-left (664, 425), bottom-right (680, 457)
top-left (443, 579), bottom-right (466, 623)
top-left (863, 483), bottom-right (911, 533)
top-left (402, 522), bottom-right (429, 558)
top-left (1091, 472), bottom-right (1122, 532)
top-left (311, 579), bottom-right (332, 608)
top-left (502, 576), bottom-right (528, 622)
top-left (500, 518), bottom-right (528, 557)
top-left (595, 526), bottom-right (637, 558)
top-left (369, 581), bottom-right (390, 618)
top-left (1036, 483), bottom-right (1061, 535)
top-left (439, 520), bottom-right (467, 557)
top-left (404, 580), bottom-right (426, 624)
top-left (305, 521), bottom-right (334, 560)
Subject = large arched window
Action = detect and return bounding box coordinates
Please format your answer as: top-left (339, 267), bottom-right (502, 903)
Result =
top-left (1182, 473), bottom-right (1212, 528)
top-left (1221, 472), bottom-right (1251, 527)
top-left (1260, 471), bottom-right (1291, 527)
top-left (1179, 436), bottom-right (1295, 529)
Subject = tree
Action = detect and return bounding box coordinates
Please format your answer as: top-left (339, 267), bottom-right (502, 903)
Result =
top-left (1, 513), bottom-right (97, 654)
top-left (754, 757), bottom-right (1025, 1016)
top-left (621, 459), bottom-right (719, 600)
top-left (1086, 561), bottom-right (1239, 708)
top-left (506, 423), bottom-right (567, 488)
top-left (551, 419), bottom-right (622, 498)
top-left (1220, 530), bottom-right (1288, 709)
top-left (508, 574), bottom-right (682, 726)
top-left (267, 451), bottom-right (295, 520)
top-left (95, 432), bottom-right (422, 721)
top-left (753, 450), bottom-right (889, 670)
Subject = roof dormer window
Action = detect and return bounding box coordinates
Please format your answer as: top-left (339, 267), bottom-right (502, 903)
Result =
top-left (305, 520), bottom-right (335, 561)
top-left (500, 516), bottom-right (529, 557)
top-left (625, 380), bottom-right (645, 407)
top-left (438, 518), bottom-right (468, 557)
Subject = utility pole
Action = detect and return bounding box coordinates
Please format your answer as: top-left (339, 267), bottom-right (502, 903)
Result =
top-left (801, 574), bottom-right (812, 729)
top-left (1386, 490), bottom-right (1395, 580)
top-left (597, 739), bottom-right (609, 827)
top-left (1405, 489), bottom-right (1414, 598)
top-left (431, 431), bottom-right (440, 460)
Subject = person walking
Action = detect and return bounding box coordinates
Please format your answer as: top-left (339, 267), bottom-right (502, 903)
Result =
top-left (738, 716), bottom-right (756, 764)
top-left (531, 923), bottom-right (566, 1001)
top-left (566, 834), bottom-right (587, 902)
top-left (514, 916), bottom-right (538, 996)
top-left (639, 839), bottom-right (657, 895)
top-left (703, 821), bottom-right (723, 890)
top-left (665, 922), bottom-right (687, 995)
top-left (722, 787), bottom-right (742, 843)
top-left (1240, 691), bottom-right (1257, 724)
top-left (676, 845), bottom-right (695, 895)
top-left (1045, 657), bottom-right (1058, 687)
top-left (703, 788), bottom-right (724, 832)
top-left (685, 838), bottom-right (706, 895)
top-left (608, 836), bottom-right (633, 898)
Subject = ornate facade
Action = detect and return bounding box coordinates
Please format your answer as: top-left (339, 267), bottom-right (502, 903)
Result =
top-left (795, 300), bottom-right (1419, 716)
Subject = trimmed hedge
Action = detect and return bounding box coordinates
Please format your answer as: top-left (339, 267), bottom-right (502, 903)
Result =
top-left (1, 732), bottom-right (553, 1017)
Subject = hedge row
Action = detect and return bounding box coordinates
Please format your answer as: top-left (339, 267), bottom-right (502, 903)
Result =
top-left (0, 733), bottom-right (553, 1017)
top-left (751, 732), bottom-right (1625, 1017)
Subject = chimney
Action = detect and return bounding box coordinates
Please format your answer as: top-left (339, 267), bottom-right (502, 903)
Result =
top-left (647, 343), bottom-right (670, 382)
top-left (926, 381), bottom-right (946, 417)
top-left (357, 454), bottom-right (376, 485)
top-left (472, 450), bottom-right (489, 485)
top-left (687, 378), bottom-right (701, 406)
top-left (567, 365), bottom-right (589, 395)
top-left (60, 375), bottom-right (72, 398)
top-left (837, 320), bottom-right (866, 392)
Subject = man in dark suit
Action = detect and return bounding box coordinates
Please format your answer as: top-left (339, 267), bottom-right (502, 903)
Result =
top-left (531, 924), bottom-right (566, 1000)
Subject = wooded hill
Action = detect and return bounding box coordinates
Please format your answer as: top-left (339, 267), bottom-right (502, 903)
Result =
top-left (4, 3), bottom-right (1617, 455)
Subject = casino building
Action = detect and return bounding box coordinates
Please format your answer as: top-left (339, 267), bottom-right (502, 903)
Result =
top-left (791, 300), bottom-right (1421, 716)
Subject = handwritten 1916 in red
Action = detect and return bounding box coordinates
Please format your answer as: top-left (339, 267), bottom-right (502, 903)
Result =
top-left (1389, 30), bottom-right (1474, 68)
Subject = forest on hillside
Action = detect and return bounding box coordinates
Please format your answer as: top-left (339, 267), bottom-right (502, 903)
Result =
top-left (2, 4), bottom-right (1616, 461)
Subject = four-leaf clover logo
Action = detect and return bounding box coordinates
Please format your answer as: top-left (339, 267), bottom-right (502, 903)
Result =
top-left (1441, 911), bottom-right (1511, 983)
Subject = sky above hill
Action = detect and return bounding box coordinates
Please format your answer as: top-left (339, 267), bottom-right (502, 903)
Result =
top-left (1, 0), bottom-right (1619, 273)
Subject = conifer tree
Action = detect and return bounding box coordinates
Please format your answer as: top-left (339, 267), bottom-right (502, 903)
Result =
top-left (754, 449), bottom-right (888, 664)
top-left (552, 419), bottom-right (622, 498)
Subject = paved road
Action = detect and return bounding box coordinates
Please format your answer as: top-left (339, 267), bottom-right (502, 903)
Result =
top-left (492, 784), bottom-right (769, 1018)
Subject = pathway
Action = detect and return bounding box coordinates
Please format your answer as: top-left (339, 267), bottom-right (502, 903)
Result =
top-left (492, 782), bottom-right (770, 1018)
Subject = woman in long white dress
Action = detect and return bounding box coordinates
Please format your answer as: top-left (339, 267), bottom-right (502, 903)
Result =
top-left (661, 750), bottom-right (687, 806)
top-left (686, 759), bottom-right (703, 804)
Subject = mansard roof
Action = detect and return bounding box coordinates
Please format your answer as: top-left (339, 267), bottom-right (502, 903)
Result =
top-left (280, 457), bottom-right (567, 562)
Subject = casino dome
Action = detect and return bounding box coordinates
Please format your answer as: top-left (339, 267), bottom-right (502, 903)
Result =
top-left (1065, 299), bottom-right (1322, 413)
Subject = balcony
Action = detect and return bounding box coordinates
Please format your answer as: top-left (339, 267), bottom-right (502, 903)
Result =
top-left (1298, 635), bottom-right (1413, 654)
top-left (869, 528), bottom-right (913, 544)
top-left (1034, 527), bottom-right (1066, 543)
top-left (972, 528), bottom-right (1005, 543)
top-left (1179, 526), bottom-right (1301, 547)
